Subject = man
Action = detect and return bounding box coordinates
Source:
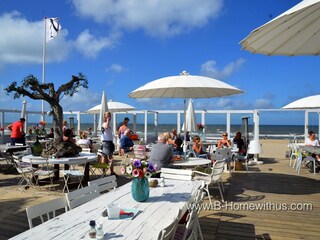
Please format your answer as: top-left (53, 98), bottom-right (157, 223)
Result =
top-left (101, 111), bottom-right (116, 175)
top-left (7, 118), bottom-right (26, 145)
top-left (150, 133), bottom-right (173, 172)
top-left (117, 117), bottom-right (130, 156)
top-left (120, 129), bottom-right (134, 153)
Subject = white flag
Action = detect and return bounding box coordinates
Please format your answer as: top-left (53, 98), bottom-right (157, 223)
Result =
top-left (46, 18), bottom-right (61, 42)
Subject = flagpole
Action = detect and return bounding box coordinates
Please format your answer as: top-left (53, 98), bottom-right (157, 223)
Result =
top-left (41, 17), bottom-right (47, 122)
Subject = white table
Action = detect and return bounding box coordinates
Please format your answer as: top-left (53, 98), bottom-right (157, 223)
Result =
top-left (10, 179), bottom-right (202, 240)
top-left (0, 144), bottom-right (29, 153)
top-left (172, 157), bottom-right (211, 167)
top-left (22, 152), bottom-right (98, 182)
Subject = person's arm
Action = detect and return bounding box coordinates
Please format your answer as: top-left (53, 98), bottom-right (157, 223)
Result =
top-left (217, 140), bottom-right (222, 148)
top-left (227, 140), bottom-right (231, 147)
top-left (7, 124), bottom-right (12, 131)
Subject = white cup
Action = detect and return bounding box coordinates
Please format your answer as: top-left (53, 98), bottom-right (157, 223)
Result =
top-left (107, 204), bottom-right (120, 219)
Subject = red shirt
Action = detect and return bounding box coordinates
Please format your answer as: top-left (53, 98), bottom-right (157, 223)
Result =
top-left (9, 121), bottom-right (24, 138)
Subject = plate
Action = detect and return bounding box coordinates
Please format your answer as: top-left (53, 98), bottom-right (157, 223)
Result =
top-left (119, 208), bottom-right (140, 220)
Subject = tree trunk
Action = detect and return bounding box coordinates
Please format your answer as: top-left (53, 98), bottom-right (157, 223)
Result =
top-left (51, 104), bottom-right (63, 143)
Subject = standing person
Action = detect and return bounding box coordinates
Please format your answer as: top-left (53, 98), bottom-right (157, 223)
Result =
top-left (117, 117), bottom-right (130, 156)
top-left (7, 118), bottom-right (26, 145)
top-left (101, 112), bottom-right (116, 176)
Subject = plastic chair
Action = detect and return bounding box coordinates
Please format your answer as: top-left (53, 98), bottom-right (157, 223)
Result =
top-left (193, 160), bottom-right (225, 204)
top-left (62, 157), bottom-right (87, 193)
top-left (88, 175), bottom-right (117, 194)
top-left (12, 158), bottom-right (37, 191)
top-left (160, 168), bottom-right (193, 181)
top-left (157, 213), bottom-right (180, 240)
top-left (29, 157), bottom-right (56, 190)
top-left (26, 197), bottom-right (68, 229)
top-left (65, 184), bottom-right (100, 209)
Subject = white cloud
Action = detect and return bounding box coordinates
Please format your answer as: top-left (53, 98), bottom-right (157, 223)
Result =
top-left (74, 30), bottom-right (120, 58)
top-left (0, 11), bottom-right (71, 65)
top-left (200, 58), bottom-right (245, 80)
top-left (254, 98), bottom-right (273, 109)
top-left (72, 0), bottom-right (223, 38)
top-left (106, 64), bottom-right (127, 73)
top-left (61, 88), bottom-right (101, 111)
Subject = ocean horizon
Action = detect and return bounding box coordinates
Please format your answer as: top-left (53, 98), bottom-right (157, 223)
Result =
top-left (7, 123), bottom-right (317, 140)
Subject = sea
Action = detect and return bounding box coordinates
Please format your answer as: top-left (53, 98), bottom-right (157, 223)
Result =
top-left (16, 123), bottom-right (317, 141)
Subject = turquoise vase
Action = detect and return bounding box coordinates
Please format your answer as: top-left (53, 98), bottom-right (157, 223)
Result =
top-left (31, 136), bottom-right (43, 156)
top-left (131, 177), bottom-right (149, 202)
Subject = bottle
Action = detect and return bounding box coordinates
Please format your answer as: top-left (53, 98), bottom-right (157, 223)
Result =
top-left (88, 220), bottom-right (96, 239)
top-left (96, 222), bottom-right (104, 240)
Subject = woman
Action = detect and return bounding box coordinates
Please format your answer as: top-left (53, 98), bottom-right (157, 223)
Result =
top-left (192, 135), bottom-right (205, 157)
top-left (233, 131), bottom-right (246, 154)
top-left (217, 132), bottom-right (231, 148)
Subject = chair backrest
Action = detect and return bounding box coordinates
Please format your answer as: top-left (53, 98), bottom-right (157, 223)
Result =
top-left (65, 184), bottom-right (100, 209)
top-left (213, 148), bottom-right (232, 161)
top-left (134, 145), bottom-right (147, 159)
top-left (68, 157), bottom-right (88, 166)
top-left (88, 175), bottom-right (117, 193)
top-left (210, 160), bottom-right (225, 182)
top-left (26, 197), bottom-right (68, 229)
top-left (157, 217), bottom-right (179, 240)
top-left (160, 168), bottom-right (193, 181)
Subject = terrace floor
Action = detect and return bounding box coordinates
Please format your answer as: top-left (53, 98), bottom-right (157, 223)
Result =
top-left (0, 154), bottom-right (319, 240)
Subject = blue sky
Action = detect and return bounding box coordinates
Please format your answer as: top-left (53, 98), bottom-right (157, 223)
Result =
top-left (0, 0), bottom-right (319, 125)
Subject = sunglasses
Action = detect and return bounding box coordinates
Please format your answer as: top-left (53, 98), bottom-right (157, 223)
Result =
top-left (223, 135), bottom-right (227, 136)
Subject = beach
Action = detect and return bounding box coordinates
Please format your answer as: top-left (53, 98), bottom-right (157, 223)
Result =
top-left (1, 138), bottom-right (320, 239)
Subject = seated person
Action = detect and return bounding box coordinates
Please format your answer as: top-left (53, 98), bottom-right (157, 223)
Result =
top-left (77, 132), bottom-right (93, 151)
top-left (192, 135), bottom-right (206, 157)
top-left (305, 131), bottom-right (320, 171)
top-left (47, 128), bottom-right (54, 138)
top-left (63, 128), bottom-right (76, 143)
top-left (163, 131), bottom-right (175, 145)
top-left (120, 129), bottom-right (134, 153)
top-left (217, 132), bottom-right (231, 148)
top-left (25, 127), bottom-right (35, 141)
top-left (305, 131), bottom-right (319, 146)
top-left (173, 138), bottom-right (183, 160)
top-left (150, 133), bottom-right (173, 171)
top-left (233, 131), bottom-right (246, 154)
top-left (171, 129), bottom-right (181, 140)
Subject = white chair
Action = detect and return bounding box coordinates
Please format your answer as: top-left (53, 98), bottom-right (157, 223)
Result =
top-left (193, 160), bottom-right (225, 204)
top-left (12, 158), bottom-right (37, 191)
top-left (157, 210), bottom-right (181, 240)
top-left (174, 209), bottom-right (198, 240)
top-left (232, 151), bottom-right (249, 172)
top-left (26, 197), bottom-right (68, 229)
top-left (65, 184), bottom-right (100, 209)
top-left (88, 175), bottom-right (117, 194)
top-left (29, 157), bottom-right (56, 190)
top-left (289, 142), bottom-right (299, 167)
top-left (160, 168), bottom-right (193, 181)
top-left (0, 151), bottom-right (14, 171)
top-left (296, 149), bottom-right (317, 175)
top-left (62, 157), bottom-right (87, 193)
top-left (210, 148), bottom-right (232, 172)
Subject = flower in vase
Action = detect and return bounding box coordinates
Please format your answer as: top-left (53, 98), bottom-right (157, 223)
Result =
top-left (122, 158), bottom-right (157, 179)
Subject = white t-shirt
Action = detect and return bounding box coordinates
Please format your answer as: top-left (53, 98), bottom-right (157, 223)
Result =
top-left (101, 122), bottom-right (113, 141)
top-left (305, 138), bottom-right (319, 146)
top-left (77, 139), bottom-right (91, 146)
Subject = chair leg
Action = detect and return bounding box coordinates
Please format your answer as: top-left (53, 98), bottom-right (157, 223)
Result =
top-left (204, 185), bottom-right (212, 207)
top-left (217, 182), bottom-right (224, 203)
top-left (62, 175), bottom-right (70, 193)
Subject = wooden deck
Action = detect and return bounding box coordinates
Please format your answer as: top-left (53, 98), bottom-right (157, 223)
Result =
top-left (1, 155), bottom-right (320, 239)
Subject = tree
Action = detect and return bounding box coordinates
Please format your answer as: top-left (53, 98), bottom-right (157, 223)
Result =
top-left (5, 73), bottom-right (88, 143)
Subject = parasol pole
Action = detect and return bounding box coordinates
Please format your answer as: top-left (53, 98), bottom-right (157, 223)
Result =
top-left (183, 97), bottom-right (187, 158)
top-left (41, 17), bottom-right (47, 122)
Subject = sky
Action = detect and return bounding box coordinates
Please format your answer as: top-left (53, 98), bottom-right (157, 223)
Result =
top-left (0, 0), bottom-right (320, 125)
